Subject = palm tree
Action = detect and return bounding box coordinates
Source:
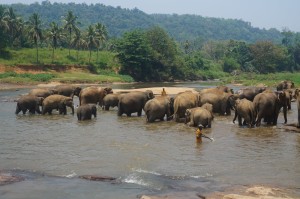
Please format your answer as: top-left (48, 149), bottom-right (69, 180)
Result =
top-left (0, 6), bottom-right (9, 50)
top-left (26, 13), bottom-right (43, 63)
top-left (48, 22), bottom-right (64, 63)
top-left (62, 11), bottom-right (79, 57)
top-left (94, 22), bottom-right (108, 61)
top-left (71, 30), bottom-right (86, 61)
top-left (86, 25), bottom-right (97, 63)
top-left (4, 7), bottom-right (17, 47)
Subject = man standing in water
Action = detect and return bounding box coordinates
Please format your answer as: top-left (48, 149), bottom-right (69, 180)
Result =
top-left (196, 124), bottom-right (213, 143)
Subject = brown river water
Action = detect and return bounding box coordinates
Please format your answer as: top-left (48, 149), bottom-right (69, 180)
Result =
top-left (0, 82), bottom-right (300, 198)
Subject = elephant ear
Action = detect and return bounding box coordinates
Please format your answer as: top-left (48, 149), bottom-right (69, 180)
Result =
top-left (295, 88), bottom-right (300, 97)
top-left (185, 109), bottom-right (191, 116)
top-left (37, 97), bottom-right (44, 105)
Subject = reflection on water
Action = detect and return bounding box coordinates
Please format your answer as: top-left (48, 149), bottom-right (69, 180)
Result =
top-left (0, 83), bottom-right (300, 198)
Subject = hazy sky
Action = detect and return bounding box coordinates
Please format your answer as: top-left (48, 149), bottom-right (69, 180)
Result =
top-left (2, 0), bottom-right (300, 32)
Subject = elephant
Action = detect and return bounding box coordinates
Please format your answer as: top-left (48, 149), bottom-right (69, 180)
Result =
top-left (144, 95), bottom-right (174, 122)
top-left (118, 90), bottom-right (154, 117)
top-left (79, 86), bottom-right (113, 106)
top-left (42, 94), bottom-right (74, 115)
top-left (198, 92), bottom-right (237, 115)
top-left (294, 89), bottom-right (300, 127)
top-left (276, 80), bottom-right (295, 91)
top-left (233, 98), bottom-right (256, 128)
top-left (28, 88), bottom-right (58, 98)
top-left (216, 85), bottom-right (234, 94)
top-left (102, 93), bottom-right (120, 110)
top-left (54, 85), bottom-right (82, 99)
top-left (15, 95), bottom-right (44, 114)
top-left (253, 91), bottom-right (288, 126)
top-left (185, 103), bottom-right (214, 128)
top-left (77, 104), bottom-right (97, 120)
top-left (236, 86), bottom-right (266, 101)
top-left (173, 91), bottom-right (201, 122)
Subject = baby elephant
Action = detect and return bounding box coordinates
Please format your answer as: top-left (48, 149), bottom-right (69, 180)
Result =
top-left (77, 104), bottom-right (97, 120)
top-left (233, 98), bottom-right (256, 128)
top-left (15, 95), bottom-right (44, 114)
top-left (185, 103), bottom-right (214, 128)
top-left (42, 95), bottom-right (74, 115)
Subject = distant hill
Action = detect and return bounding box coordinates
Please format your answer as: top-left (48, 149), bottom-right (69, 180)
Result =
top-left (6, 2), bottom-right (283, 43)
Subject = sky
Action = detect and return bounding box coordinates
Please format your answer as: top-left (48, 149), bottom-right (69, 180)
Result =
top-left (1, 0), bottom-right (300, 32)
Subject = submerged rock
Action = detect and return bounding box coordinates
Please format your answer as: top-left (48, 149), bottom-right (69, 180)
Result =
top-left (0, 173), bottom-right (25, 186)
top-left (78, 175), bottom-right (116, 182)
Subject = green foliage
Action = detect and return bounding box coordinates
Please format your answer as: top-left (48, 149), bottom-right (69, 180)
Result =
top-left (6, 2), bottom-right (283, 43)
top-left (223, 57), bottom-right (240, 73)
top-left (0, 72), bottom-right (56, 82)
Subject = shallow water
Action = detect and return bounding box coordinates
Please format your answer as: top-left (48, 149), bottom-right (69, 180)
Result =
top-left (0, 83), bottom-right (300, 198)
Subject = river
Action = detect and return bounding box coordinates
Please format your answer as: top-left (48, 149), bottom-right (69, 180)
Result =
top-left (0, 82), bottom-right (300, 199)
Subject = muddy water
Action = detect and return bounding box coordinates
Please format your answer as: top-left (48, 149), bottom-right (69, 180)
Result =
top-left (0, 83), bottom-right (300, 199)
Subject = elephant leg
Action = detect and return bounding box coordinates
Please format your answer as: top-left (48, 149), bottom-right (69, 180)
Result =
top-left (126, 113), bottom-right (132, 117)
top-left (105, 105), bottom-right (109, 111)
top-left (256, 112), bottom-right (263, 127)
top-left (15, 105), bottom-right (21, 114)
top-left (137, 110), bottom-right (142, 117)
top-left (238, 115), bottom-right (242, 126)
top-left (117, 105), bottom-right (123, 116)
top-left (22, 108), bottom-right (27, 114)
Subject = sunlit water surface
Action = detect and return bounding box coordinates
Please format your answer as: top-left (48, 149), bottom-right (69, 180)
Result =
top-left (0, 83), bottom-right (300, 199)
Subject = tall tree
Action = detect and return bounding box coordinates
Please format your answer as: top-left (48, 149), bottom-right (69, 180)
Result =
top-left (4, 7), bottom-right (17, 47)
top-left (95, 22), bottom-right (108, 61)
top-left (0, 6), bottom-right (9, 51)
top-left (116, 30), bottom-right (151, 81)
top-left (62, 10), bottom-right (79, 56)
top-left (48, 22), bottom-right (64, 63)
top-left (26, 12), bottom-right (43, 63)
top-left (86, 25), bottom-right (97, 63)
top-left (71, 30), bottom-right (86, 61)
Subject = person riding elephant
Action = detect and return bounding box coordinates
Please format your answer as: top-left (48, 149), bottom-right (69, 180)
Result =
top-left (28, 88), bottom-right (58, 98)
top-left (42, 94), bottom-right (74, 115)
top-left (198, 91), bottom-right (237, 115)
top-left (54, 84), bottom-right (82, 99)
top-left (79, 86), bottom-right (113, 106)
top-left (185, 103), bottom-right (214, 128)
top-left (77, 104), bottom-right (97, 120)
top-left (236, 86), bottom-right (267, 101)
top-left (233, 98), bottom-right (256, 128)
top-left (276, 80), bottom-right (295, 91)
top-left (144, 95), bottom-right (174, 122)
top-left (15, 95), bottom-right (44, 114)
top-left (253, 91), bottom-right (288, 126)
top-left (173, 91), bottom-right (200, 122)
top-left (102, 93), bottom-right (120, 111)
top-left (118, 90), bottom-right (154, 117)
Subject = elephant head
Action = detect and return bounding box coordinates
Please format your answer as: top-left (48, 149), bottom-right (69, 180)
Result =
top-left (64, 97), bottom-right (74, 114)
top-left (73, 87), bottom-right (82, 97)
top-left (145, 90), bottom-right (154, 100)
top-left (276, 91), bottom-right (288, 123)
top-left (104, 87), bottom-right (113, 95)
top-left (184, 109), bottom-right (192, 124)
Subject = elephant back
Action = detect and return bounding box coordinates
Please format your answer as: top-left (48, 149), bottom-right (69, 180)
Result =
top-left (174, 91), bottom-right (199, 120)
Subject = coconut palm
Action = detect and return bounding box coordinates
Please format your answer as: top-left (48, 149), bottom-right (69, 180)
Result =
top-left (94, 22), bottom-right (108, 61)
top-left (26, 13), bottom-right (43, 63)
top-left (0, 6), bottom-right (9, 50)
top-left (62, 10), bottom-right (80, 57)
top-left (48, 22), bottom-right (64, 63)
top-left (71, 29), bottom-right (86, 61)
top-left (4, 7), bottom-right (17, 46)
top-left (86, 25), bottom-right (97, 63)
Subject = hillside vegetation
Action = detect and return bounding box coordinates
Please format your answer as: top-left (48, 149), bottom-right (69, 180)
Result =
top-left (6, 1), bottom-right (283, 43)
top-left (0, 2), bottom-right (300, 86)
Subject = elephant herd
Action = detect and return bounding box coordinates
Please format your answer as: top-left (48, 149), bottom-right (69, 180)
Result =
top-left (14, 80), bottom-right (300, 130)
